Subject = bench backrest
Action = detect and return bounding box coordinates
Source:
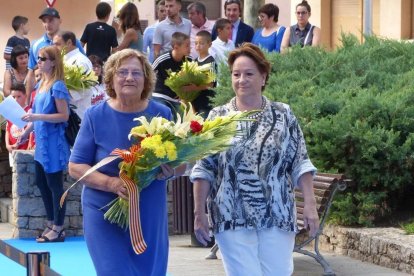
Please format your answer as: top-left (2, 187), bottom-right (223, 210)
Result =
top-left (295, 172), bottom-right (345, 231)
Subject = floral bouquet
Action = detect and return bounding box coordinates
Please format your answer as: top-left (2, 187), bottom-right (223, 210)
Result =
top-left (61, 104), bottom-right (253, 254)
top-left (64, 61), bottom-right (98, 91)
top-left (165, 60), bottom-right (215, 102)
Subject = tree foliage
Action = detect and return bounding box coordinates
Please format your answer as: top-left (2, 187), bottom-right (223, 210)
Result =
top-left (211, 34), bottom-right (414, 226)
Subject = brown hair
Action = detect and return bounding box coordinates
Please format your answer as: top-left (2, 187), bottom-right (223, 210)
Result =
top-left (224, 0), bottom-right (241, 13)
top-left (296, 0), bottom-right (311, 13)
top-left (258, 3), bottom-right (279, 22)
top-left (171, 32), bottom-right (190, 48)
top-left (103, 49), bottom-right (155, 100)
top-left (196, 30), bottom-right (212, 44)
top-left (38, 45), bottom-right (65, 91)
top-left (227, 43), bottom-right (271, 90)
top-left (119, 2), bottom-right (142, 34)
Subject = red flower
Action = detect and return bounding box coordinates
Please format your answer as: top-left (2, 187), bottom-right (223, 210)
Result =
top-left (190, 121), bottom-right (203, 133)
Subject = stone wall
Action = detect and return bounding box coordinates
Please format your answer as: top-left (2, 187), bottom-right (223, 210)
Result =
top-left (0, 132), bottom-right (12, 198)
top-left (321, 225), bottom-right (414, 274)
top-left (10, 150), bottom-right (175, 238)
top-left (11, 151), bottom-right (83, 238)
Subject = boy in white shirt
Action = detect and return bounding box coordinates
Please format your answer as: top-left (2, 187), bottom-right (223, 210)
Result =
top-left (209, 18), bottom-right (235, 64)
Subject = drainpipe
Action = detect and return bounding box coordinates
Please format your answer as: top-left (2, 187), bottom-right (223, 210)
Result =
top-left (363, 0), bottom-right (373, 36)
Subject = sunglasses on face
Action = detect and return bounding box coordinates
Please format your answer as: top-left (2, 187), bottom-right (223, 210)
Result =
top-left (37, 56), bottom-right (49, 62)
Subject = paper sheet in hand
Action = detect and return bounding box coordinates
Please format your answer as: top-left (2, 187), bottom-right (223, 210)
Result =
top-left (0, 96), bottom-right (27, 128)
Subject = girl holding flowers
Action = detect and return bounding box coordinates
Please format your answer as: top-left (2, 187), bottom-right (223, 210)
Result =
top-left (68, 49), bottom-right (185, 275)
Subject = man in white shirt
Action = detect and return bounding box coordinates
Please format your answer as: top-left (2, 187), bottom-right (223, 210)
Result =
top-left (153, 0), bottom-right (191, 59)
top-left (53, 31), bottom-right (93, 120)
top-left (187, 2), bottom-right (214, 59)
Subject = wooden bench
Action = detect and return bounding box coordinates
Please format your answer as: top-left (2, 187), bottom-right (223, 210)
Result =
top-left (205, 172), bottom-right (349, 276)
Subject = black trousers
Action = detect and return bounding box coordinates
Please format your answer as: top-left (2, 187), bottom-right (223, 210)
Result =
top-left (34, 161), bottom-right (66, 226)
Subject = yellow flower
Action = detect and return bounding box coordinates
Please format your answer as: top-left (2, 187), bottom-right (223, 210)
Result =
top-left (201, 117), bottom-right (223, 132)
top-left (154, 146), bottom-right (167, 159)
top-left (130, 125), bottom-right (147, 138)
top-left (141, 135), bottom-right (163, 151)
top-left (164, 141), bottom-right (177, 161)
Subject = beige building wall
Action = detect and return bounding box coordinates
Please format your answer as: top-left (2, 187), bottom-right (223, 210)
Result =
top-left (379, 0), bottom-right (412, 39)
top-left (0, 0), bottom-right (99, 76)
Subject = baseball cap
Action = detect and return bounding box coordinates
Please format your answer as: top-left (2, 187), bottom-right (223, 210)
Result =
top-left (39, 7), bottom-right (60, 19)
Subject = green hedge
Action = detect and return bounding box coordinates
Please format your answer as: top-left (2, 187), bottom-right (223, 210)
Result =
top-left (211, 34), bottom-right (414, 226)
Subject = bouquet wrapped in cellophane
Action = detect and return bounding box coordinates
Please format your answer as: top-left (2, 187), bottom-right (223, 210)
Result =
top-left (64, 61), bottom-right (98, 91)
top-left (61, 103), bottom-right (254, 254)
top-left (165, 60), bottom-right (215, 102)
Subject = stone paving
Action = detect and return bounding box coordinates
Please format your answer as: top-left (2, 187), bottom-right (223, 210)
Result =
top-left (168, 234), bottom-right (410, 276)
top-left (0, 222), bottom-right (410, 275)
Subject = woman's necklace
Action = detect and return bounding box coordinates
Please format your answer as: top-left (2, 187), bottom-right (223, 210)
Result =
top-left (232, 96), bottom-right (267, 119)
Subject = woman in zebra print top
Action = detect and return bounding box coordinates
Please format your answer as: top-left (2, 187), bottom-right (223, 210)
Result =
top-left (190, 43), bottom-right (319, 276)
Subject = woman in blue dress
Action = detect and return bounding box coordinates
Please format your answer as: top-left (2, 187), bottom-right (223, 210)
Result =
top-left (252, 3), bottom-right (286, 53)
top-left (21, 45), bottom-right (70, 242)
top-left (69, 49), bottom-right (185, 275)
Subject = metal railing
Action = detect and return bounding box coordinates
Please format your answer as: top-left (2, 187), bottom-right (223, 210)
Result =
top-left (0, 239), bottom-right (61, 276)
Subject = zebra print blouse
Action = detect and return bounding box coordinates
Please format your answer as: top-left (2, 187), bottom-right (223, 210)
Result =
top-left (190, 96), bottom-right (317, 234)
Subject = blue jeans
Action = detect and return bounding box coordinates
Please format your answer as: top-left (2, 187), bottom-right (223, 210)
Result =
top-left (34, 161), bottom-right (66, 226)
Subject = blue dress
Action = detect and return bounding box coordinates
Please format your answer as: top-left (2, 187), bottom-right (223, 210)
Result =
top-left (32, 80), bottom-right (70, 173)
top-left (252, 26), bottom-right (286, 53)
top-left (69, 100), bottom-right (172, 276)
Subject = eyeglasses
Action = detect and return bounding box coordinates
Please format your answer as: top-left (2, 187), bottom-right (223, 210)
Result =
top-left (116, 69), bottom-right (144, 79)
top-left (37, 56), bottom-right (49, 62)
top-left (296, 11), bottom-right (308, 16)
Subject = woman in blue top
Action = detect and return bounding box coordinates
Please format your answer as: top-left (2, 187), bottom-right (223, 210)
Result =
top-left (252, 3), bottom-right (286, 53)
top-left (21, 45), bottom-right (70, 242)
top-left (68, 49), bottom-right (185, 275)
top-left (116, 2), bottom-right (143, 52)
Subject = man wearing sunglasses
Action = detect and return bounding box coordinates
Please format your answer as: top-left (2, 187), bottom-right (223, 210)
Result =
top-left (211, 0), bottom-right (254, 48)
top-left (25, 7), bottom-right (85, 105)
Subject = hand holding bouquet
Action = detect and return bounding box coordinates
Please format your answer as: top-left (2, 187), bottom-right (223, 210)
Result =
top-left (165, 60), bottom-right (215, 102)
top-left (61, 103), bottom-right (254, 254)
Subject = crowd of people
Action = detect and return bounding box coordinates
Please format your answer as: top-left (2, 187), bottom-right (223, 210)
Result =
top-left (2, 0), bottom-right (320, 275)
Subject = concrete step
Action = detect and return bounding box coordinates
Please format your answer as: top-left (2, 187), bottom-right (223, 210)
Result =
top-left (0, 197), bottom-right (12, 223)
top-left (0, 222), bottom-right (14, 239)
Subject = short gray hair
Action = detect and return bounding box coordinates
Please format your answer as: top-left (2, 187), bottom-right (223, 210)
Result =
top-left (187, 2), bottom-right (206, 17)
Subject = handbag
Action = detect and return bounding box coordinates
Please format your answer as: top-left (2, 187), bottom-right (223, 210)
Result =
top-left (65, 104), bottom-right (81, 147)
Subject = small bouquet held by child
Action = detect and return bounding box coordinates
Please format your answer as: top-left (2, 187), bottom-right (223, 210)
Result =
top-left (165, 60), bottom-right (215, 102)
top-left (61, 104), bottom-right (254, 254)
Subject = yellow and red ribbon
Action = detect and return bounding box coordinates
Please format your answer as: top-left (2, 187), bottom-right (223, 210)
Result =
top-left (119, 171), bottom-right (147, 254)
top-left (111, 147), bottom-right (147, 254)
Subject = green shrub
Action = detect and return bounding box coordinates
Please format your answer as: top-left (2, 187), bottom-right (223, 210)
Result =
top-left (401, 221), bottom-right (414, 235)
top-left (211, 34), bottom-right (414, 226)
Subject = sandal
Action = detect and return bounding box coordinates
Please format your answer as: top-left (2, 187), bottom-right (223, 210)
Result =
top-left (36, 226), bottom-right (53, 239)
top-left (37, 229), bottom-right (65, 243)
